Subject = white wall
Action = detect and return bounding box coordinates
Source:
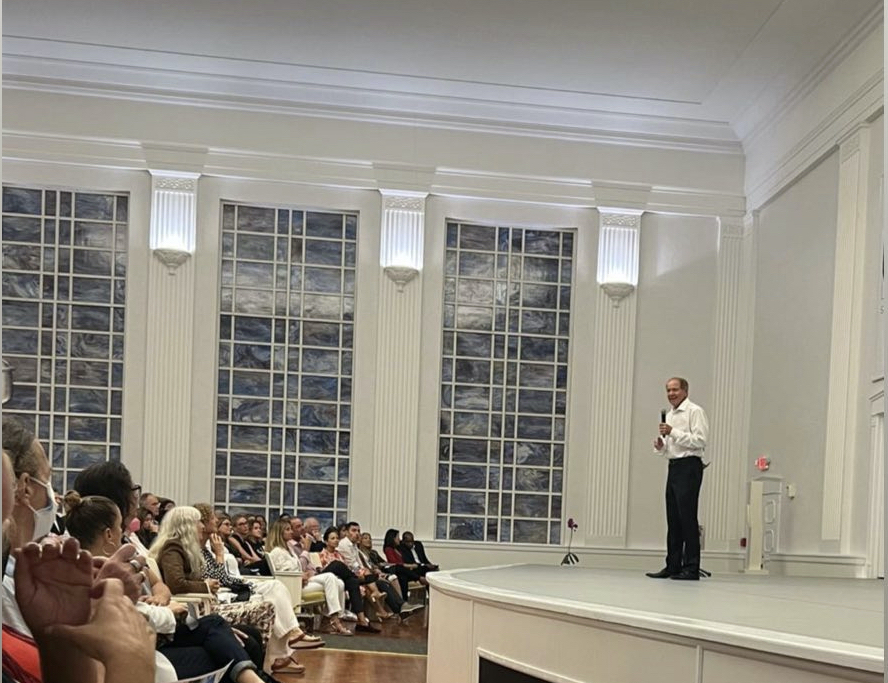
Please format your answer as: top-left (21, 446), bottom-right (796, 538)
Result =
top-left (1, 17), bottom-right (883, 574)
top-left (749, 152), bottom-right (840, 555)
top-left (628, 213), bottom-right (719, 549)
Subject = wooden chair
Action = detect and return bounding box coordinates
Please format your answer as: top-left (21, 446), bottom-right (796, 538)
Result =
top-left (407, 580), bottom-right (428, 604)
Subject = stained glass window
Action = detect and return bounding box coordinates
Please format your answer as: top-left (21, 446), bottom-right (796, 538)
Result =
top-left (215, 203), bottom-right (356, 525)
top-left (2, 186), bottom-right (128, 491)
top-left (437, 222), bottom-right (573, 543)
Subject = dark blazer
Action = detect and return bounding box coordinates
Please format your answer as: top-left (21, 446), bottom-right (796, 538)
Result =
top-left (398, 543), bottom-right (418, 564)
top-left (414, 540), bottom-right (435, 566)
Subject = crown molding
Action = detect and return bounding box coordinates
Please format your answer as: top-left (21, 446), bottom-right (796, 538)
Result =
top-left (2, 130), bottom-right (746, 217)
top-left (744, 70), bottom-right (882, 211)
top-left (734, 3), bottom-right (883, 143)
top-left (2, 38), bottom-right (742, 155)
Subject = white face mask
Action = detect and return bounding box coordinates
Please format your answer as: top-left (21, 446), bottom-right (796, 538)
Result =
top-left (28, 476), bottom-right (58, 541)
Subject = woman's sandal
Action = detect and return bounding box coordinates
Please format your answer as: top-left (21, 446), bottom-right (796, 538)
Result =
top-left (271, 655), bottom-right (305, 675)
top-left (288, 632), bottom-right (325, 650)
top-left (331, 622), bottom-right (354, 636)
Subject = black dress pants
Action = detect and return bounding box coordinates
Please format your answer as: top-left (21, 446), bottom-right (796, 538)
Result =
top-left (159, 613), bottom-right (256, 681)
top-left (388, 564), bottom-right (422, 599)
top-left (376, 578), bottom-right (404, 613)
top-left (320, 559), bottom-right (365, 613)
top-left (665, 456), bottom-right (704, 573)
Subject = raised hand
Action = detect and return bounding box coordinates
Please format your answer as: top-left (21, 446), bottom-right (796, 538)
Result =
top-left (14, 537), bottom-right (94, 637)
top-left (45, 578), bottom-right (156, 681)
top-left (93, 543), bottom-right (146, 602)
top-left (209, 532), bottom-right (225, 558)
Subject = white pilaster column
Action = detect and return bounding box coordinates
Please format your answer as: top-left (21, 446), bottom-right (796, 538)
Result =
top-left (586, 209), bottom-right (641, 544)
top-left (822, 126), bottom-right (871, 550)
top-left (142, 171), bottom-right (198, 503)
top-left (866, 380), bottom-right (884, 578)
top-left (701, 214), bottom-right (756, 550)
top-left (369, 191), bottom-right (426, 532)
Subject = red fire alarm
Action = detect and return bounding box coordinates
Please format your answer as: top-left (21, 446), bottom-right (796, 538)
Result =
top-left (755, 456), bottom-right (770, 472)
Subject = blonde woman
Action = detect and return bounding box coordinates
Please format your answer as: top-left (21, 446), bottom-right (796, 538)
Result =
top-left (151, 506), bottom-right (304, 676)
top-left (265, 519), bottom-right (351, 635)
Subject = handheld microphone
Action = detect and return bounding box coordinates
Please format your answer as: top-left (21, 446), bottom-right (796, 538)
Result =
top-left (660, 409), bottom-right (667, 424)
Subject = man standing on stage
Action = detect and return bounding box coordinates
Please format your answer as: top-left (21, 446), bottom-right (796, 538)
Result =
top-left (646, 377), bottom-right (709, 581)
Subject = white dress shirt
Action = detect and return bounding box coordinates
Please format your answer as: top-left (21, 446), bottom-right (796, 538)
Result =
top-left (336, 536), bottom-right (363, 574)
top-left (655, 398), bottom-right (709, 465)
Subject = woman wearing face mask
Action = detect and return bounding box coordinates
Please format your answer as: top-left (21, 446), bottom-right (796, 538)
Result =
top-left (4, 417), bottom-right (57, 545)
top-left (1, 449), bottom-right (159, 683)
top-left (2, 417), bottom-right (60, 637)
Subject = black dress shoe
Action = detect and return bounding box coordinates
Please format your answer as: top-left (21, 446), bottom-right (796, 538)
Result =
top-left (645, 568), bottom-right (675, 578)
top-left (355, 622), bottom-right (381, 633)
top-left (670, 570), bottom-right (700, 581)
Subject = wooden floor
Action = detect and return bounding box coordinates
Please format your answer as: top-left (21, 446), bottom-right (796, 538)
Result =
top-left (275, 607), bottom-right (429, 683)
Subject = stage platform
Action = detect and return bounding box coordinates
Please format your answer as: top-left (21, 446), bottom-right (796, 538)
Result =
top-left (426, 564), bottom-right (883, 683)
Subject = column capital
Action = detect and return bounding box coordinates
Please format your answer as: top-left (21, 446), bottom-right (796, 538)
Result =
top-left (149, 170), bottom-right (199, 273)
top-left (149, 169), bottom-right (200, 192)
top-left (379, 189), bottom-right (428, 212)
top-left (837, 123), bottom-right (870, 159)
top-left (717, 215), bottom-right (745, 240)
top-left (597, 207), bottom-right (644, 229)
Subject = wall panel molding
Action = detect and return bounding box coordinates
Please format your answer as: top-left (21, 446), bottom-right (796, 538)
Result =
top-left (142, 173), bottom-right (198, 503)
top-left (586, 210), bottom-right (640, 544)
top-left (701, 214), bottom-right (756, 549)
top-left (821, 126), bottom-right (871, 549)
top-left (369, 191), bottom-right (426, 532)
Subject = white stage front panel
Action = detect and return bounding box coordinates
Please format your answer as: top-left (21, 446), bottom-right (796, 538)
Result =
top-left (427, 564), bottom-right (883, 683)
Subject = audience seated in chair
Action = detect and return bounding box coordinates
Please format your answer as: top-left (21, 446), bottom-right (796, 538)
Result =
top-left (359, 533), bottom-right (425, 617)
top-left (0, 418), bottom-right (158, 683)
top-left (63, 491), bottom-right (274, 683)
top-left (329, 522), bottom-right (397, 621)
top-left (150, 505), bottom-right (308, 676)
top-left (194, 503), bottom-right (325, 657)
top-left (382, 528), bottom-right (430, 598)
top-left (265, 519), bottom-right (352, 636)
top-left (70, 459), bottom-right (282, 683)
top-left (302, 517), bottom-right (325, 553)
top-left (400, 531), bottom-right (439, 571)
top-left (228, 515), bottom-right (266, 573)
top-left (317, 528), bottom-right (379, 633)
top-left (134, 505), bottom-right (159, 549)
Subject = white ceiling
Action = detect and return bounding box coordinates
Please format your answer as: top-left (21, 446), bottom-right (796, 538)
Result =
top-left (2, 0), bottom-right (882, 148)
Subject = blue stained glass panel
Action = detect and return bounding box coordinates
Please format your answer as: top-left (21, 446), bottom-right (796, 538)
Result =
top-left (230, 453), bottom-right (269, 478)
top-left (3, 188), bottom-right (43, 215)
top-left (298, 456), bottom-right (336, 481)
top-left (237, 206), bottom-right (276, 233)
top-left (305, 213), bottom-right (343, 239)
top-left (216, 202), bottom-right (355, 522)
top-left (230, 425), bottom-right (269, 450)
top-left (2, 187), bottom-right (127, 489)
top-left (458, 225), bottom-right (496, 251)
top-left (229, 479), bottom-right (268, 505)
top-left (304, 240), bottom-right (342, 266)
top-left (513, 520), bottom-right (548, 543)
top-left (438, 221), bottom-right (572, 543)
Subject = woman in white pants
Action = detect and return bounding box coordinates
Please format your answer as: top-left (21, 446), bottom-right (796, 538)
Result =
top-left (193, 505), bottom-right (324, 675)
top-left (265, 519), bottom-right (351, 636)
